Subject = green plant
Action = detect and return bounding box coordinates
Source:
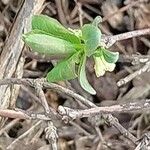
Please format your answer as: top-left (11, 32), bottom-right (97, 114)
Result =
top-left (23, 15), bottom-right (119, 95)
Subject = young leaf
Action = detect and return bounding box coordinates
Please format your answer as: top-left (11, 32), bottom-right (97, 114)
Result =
top-left (102, 48), bottom-right (119, 63)
top-left (32, 15), bottom-right (80, 44)
top-left (22, 29), bottom-right (49, 41)
top-left (93, 48), bottom-right (119, 63)
top-left (94, 55), bottom-right (116, 77)
top-left (47, 52), bottom-right (80, 82)
top-left (23, 33), bottom-right (78, 57)
top-left (82, 24), bottom-right (101, 57)
top-left (93, 48), bottom-right (103, 57)
top-left (78, 54), bottom-right (96, 95)
top-left (92, 16), bottom-right (102, 27)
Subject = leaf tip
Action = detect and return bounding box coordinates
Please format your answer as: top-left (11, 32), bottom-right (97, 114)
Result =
top-left (90, 90), bottom-right (97, 95)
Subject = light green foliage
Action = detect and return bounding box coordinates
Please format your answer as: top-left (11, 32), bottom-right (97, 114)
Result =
top-left (102, 48), bottom-right (119, 63)
top-left (47, 52), bottom-right (80, 82)
top-left (23, 15), bottom-right (119, 95)
top-left (23, 33), bottom-right (77, 57)
top-left (92, 16), bottom-right (102, 26)
top-left (79, 54), bottom-right (96, 95)
top-left (93, 48), bottom-right (119, 77)
top-left (82, 24), bottom-right (101, 57)
top-left (32, 15), bottom-right (80, 44)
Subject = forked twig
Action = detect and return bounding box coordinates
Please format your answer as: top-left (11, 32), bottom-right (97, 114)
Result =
top-left (0, 78), bottom-right (138, 144)
top-left (102, 28), bottom-right (150, 48)
top-left (58, 99), bottom-right (150, 119)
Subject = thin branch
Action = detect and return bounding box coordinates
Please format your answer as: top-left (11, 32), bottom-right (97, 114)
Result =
top-left (31, 81), bottom-right (139, 144)
top-left (102, 28), bottom-right (150, 48)
top-left (0, 0), bottom-right (45, 127)
top-left (112, 28), bottom-right (150, 43)
top-left (119, 54), bottom-right (150, 64)
top-left (117, 61), bottom-right (150, 87)
top-left (0, 78), bottom-right (58, 116)
top-left (55, 0), bottom-right (67, 25)
top-left (0, 78), bottom-right (138, 144)
top-left (0, 109), bottom-right (30, 119)
top-left (0, 108), bottom-right (50, 120)
top-left (58, 99), bottom-right (150, 119)
top-left (0, 78), bottom-right (95, 108)
top-left (34, 81), bottom-right (51, 114)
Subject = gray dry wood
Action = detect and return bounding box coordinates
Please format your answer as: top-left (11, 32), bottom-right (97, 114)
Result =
top-left (0, 0), bottom-right (45, 126)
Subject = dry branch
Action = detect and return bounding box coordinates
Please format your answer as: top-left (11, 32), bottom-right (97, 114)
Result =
top-left (117, 61), bottom-right (150, 87)
top-left (1, 1), bottom-right (149, 149)
top-left (102, 28), bottom-right (150, 48)
top-left (58, 99), bottom-right (150, 119)
top-left (0, 78), bottom-right (138, 144)
top-left (0, 0), bottom-right (45, 127)
top-left (0, 108), bottom-right (50, 120)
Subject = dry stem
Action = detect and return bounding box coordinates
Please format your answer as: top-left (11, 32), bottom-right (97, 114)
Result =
top-left (0, 78), bottom-right (138, 144)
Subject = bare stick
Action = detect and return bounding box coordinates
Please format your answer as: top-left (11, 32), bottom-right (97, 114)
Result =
top-left (0, 78), bottom-right (138, 144)
top-left (0, 78), bottom-right (95, 108)
top-left (34, 81), bottom-right (58, 149)
top-left (119, 54), bottom-right (150, 64)
top-left (33, 82), bottom-right (139, 144)
top-left (117, 61), bottom-right (150, 87)
top-left (0, 108), bottom-right (50, 120)
top-left (0, 0), bottom-right (45, 127)
top-left (58, 99), bottom-right (150, 119)
top-left (55, 0), bottom-right (67, 25)
top-left (103, 28), bottom-right (150, 48)
top-left (34, 80), bottom-right (50, 114)
top-left (0, 109), bottom-right (30, 119)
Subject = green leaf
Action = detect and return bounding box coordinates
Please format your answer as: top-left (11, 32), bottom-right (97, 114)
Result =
top-left (23, 33), bottom-right (77, 57)
top-left (102, 48), bottom-right (119, 63)
top-left (47, 52), bottom-right (80, 82)
top-left (93, 48), bottom-right (103, 57)
top-left (22, 29), bottom-right (48, 39)
top-left (78, 54), bottom-right (96, 95)
top-left (92, 16), bottom-right (102, 27)
top-left (32, 15), bottom-right (80, 44)
top-left (82, 24), bottom-right (101, 57)
top-left (93, 48), bottom-right (119, 63)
